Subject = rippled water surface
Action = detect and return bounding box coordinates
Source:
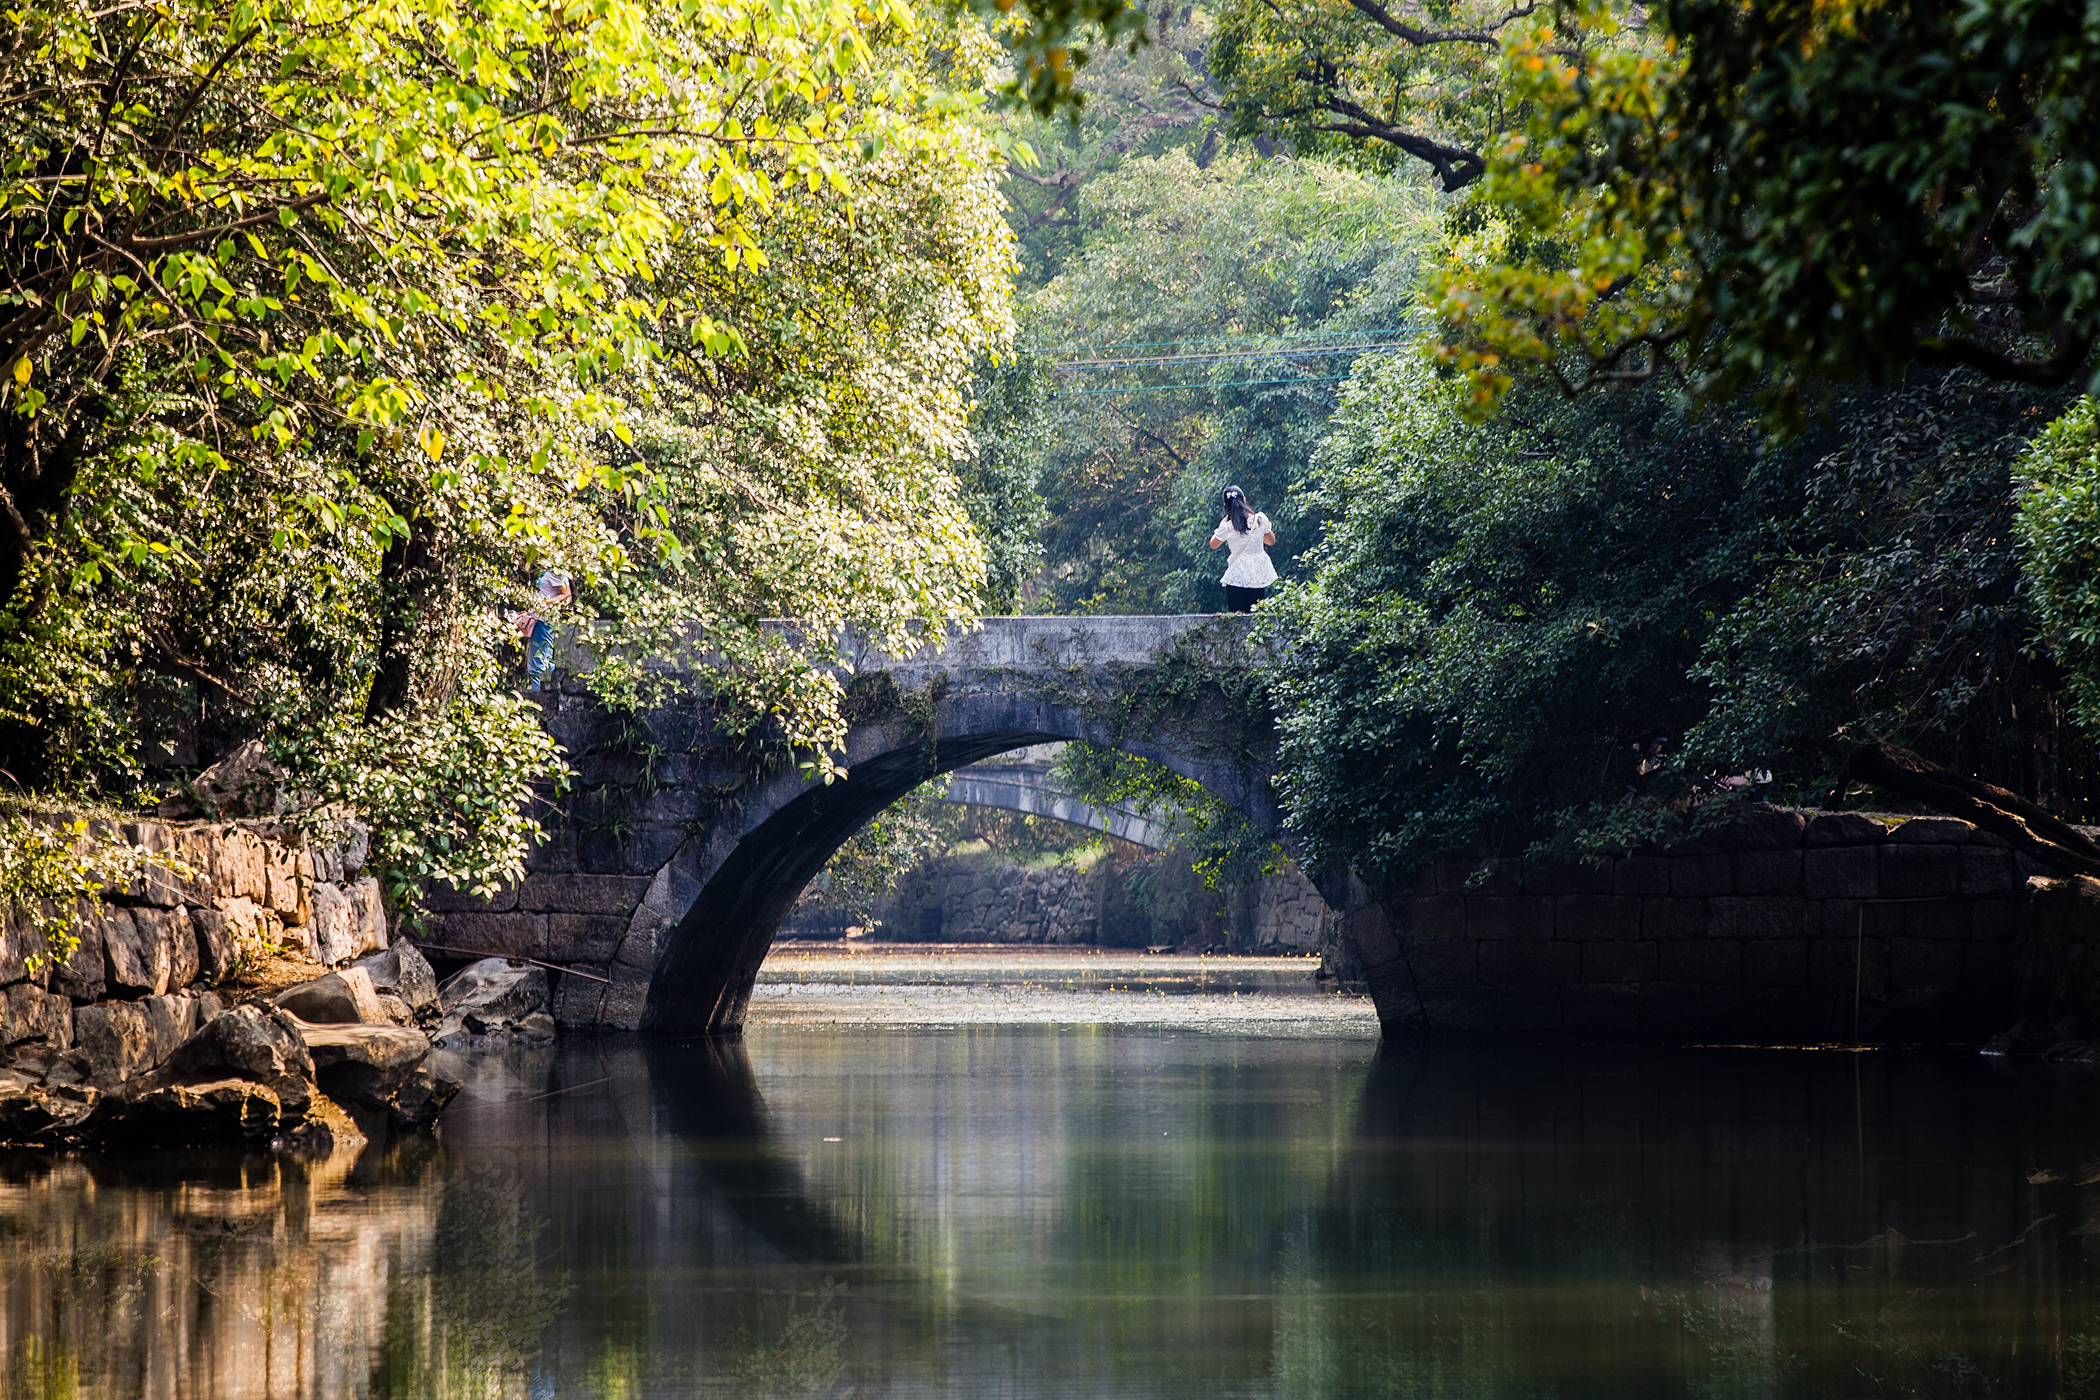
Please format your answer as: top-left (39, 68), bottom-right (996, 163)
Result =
top-left (8, 950), bottom-right (2100, 1398)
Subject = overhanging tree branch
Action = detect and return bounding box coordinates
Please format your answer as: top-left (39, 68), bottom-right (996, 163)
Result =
top-left (1832, 730), bottom-right (2100, 879)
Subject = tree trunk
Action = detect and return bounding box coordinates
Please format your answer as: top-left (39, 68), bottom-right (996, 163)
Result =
top-left (362, 505), bottom-right (448, 725)
top-left (0, 390), bottom-right (111, 786)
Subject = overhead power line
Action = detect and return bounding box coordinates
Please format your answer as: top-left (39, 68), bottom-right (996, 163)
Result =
top-left (1051, 373), bottom-right (1362, 397)
top-left (1054, 340), bottom-right (1410, 371)
top-left (1026, 327), bottom-right (1415, 356)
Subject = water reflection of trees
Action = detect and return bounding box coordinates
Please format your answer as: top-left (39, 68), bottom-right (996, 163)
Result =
top-left (373, 1166), bottom-right (573, 1400)
top-left (0, 1129), bottom-right (571, 1399)
top-left (1285, 1045), bottom-right (2100, 1399)
top-left (0, 1135), bottom-right (447, 1399)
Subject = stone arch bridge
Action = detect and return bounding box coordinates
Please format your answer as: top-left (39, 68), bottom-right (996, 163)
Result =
top-left (423, 612), bottom-right (2051, 1046)
top-left (939, 746), bottom-right (1173, 849)
top-left (423, 615), bottom-right (1314, 1036)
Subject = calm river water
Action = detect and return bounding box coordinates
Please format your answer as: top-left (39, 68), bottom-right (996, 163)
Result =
top-left (7, 948), bottom-right (2100, 1398)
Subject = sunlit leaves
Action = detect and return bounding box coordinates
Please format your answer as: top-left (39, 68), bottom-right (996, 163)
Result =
top-left (1425, 0), bottom-right (2100, 425)
top-left (0, 0), bottom-right (1016, 897)
top-left (2019, 397), bottom-right (2100, 730)
top-left (1424, 4), bottom-right (1693, 415)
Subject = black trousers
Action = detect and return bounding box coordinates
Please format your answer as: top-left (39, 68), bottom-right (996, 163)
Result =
top-left (1224, 585), bottom-right (1267, 613)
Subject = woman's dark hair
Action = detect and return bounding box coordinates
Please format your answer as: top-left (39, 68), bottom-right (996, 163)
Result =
top-left (1223, 485), bottom-right (1251, 535)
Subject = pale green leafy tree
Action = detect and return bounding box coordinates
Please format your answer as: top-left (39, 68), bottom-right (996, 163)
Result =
top-left (2020, 398), bottom-right (2100, 733)
top-left (0, 0), bottom-right (1017, 906)
top-left (1020, 148), bottom-right (1431, 611)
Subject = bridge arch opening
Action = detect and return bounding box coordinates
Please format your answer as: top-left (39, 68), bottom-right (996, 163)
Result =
top-left (635, 696), bottom-right (1298, 1037)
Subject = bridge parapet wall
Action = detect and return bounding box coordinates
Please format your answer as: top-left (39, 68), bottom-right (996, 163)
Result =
top-left (1344, 807), bottom-right (2071, 1042)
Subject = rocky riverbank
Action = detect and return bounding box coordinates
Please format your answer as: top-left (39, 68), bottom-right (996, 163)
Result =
top-left (1, 814), bottom-right (556, 1151)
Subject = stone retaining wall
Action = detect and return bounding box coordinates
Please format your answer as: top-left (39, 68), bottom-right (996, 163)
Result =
top-left (830, 852), bottom-right (1331, 951)
top-left (2, 819), bottom-right (387, 1087)
top-left (1344, 807), bottom-right (2066, 1041)
top-left (2006, 874), bottom-right (2100, 1040)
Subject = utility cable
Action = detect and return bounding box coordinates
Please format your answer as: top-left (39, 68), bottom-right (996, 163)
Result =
top-left (1051, 373), bottom-right (1363, 396)
top-left (1026, 327), bottom-right (1415, 355)
top-left (1054, 340), bottom-right (1410, 370)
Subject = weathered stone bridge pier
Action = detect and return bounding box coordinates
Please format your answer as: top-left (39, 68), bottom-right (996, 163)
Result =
top-left (425, 615), bottom-right (1296, 1036)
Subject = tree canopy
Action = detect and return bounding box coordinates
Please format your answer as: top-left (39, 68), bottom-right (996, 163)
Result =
top-left (1426, 0), bottom-right (2100, 421)
top-left (0, 0), bottom-right (1015, 899)
top-left (1268, 356), bottom-right (2089, 879)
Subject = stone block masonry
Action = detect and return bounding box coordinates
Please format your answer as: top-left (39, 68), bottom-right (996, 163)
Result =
top-left (1, 818), bottom-right (390, 1093)
top-left (1342, 806), bottom-right (2080, 1042)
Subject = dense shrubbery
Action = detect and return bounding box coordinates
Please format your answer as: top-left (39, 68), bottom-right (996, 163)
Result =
top-left (1267, 358), bottom-right (2090, 880)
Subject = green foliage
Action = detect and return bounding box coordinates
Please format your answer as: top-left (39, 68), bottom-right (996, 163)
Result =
top-left (958, 354), bottom-right (1052, 613)
top-left (1430, 0), bottom-right (2100, 420)
top-left (962, 0), bottom-right (1153, 117)
top-left (1209, 0), bottom-right (1534, 189)
top-left (1664, 0), bottom-right (2100, 405)
top-left (992, 7), bottom-right (1220, 288)
top-left (1268, 354), bottom-right (2084, 879)
top-left (1017, 149), bottom-right (1433, 611)
top-left (276, 625), bottom-right (565, 905)
top-left (577, 60), bottom-right (1016, 761)
top-left (2019, 397), bottom-right (2100, 732)
top-left (1052, 743), bottom-right (1279, 888)
top-left (810, 778), bottom-right (952, 921)
top-left (0, 0), bottom-right (1019, 902)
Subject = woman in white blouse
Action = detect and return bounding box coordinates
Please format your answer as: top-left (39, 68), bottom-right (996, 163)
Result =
top-left (1208, 484), bottom-right (1277, 613)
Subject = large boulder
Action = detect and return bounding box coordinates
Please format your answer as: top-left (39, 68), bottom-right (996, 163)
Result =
top-left (275, 967), bottom-right (387, 1025)
top-left (0, 1072), bottom-right (99, 1141)
top-left (340, 820), bottom-right (369, 877)
top-left (294, 1021), bottom-right (443, 1117)
top-left (184, 739), bottom-right (285, 818)
top-left (435, 959), bottom-right (554, 1044)
top-left (352, 944), bottom-right (441, 1027)
top-left (144, 1004), bottom-right (315, 1124)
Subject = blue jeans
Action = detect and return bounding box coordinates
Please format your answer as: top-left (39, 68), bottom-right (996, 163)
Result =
top-left (527, 619), bottom-right (554, 690)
